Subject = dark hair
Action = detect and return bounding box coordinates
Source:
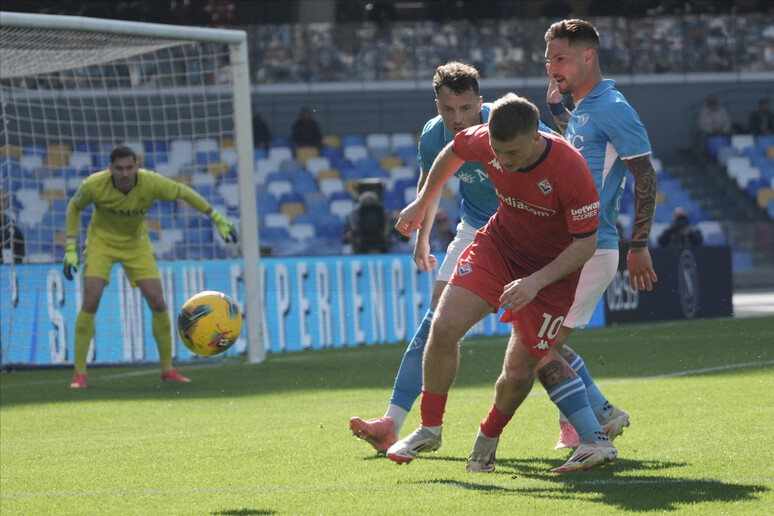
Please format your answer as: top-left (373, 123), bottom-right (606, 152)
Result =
top-left (110, 144), bottom-right (137, 164)
top-left (488, 93), bottom-right (540, 142)
top-left (544, 18), bottom-right (600, 51)
top-left (433, 61), bottom-right (480, 97)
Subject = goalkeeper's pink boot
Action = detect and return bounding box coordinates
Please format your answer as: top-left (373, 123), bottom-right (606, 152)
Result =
top-left (70, 373), bottom-right (87, 389)
top-left (161, 369), bottom-right (190, 383)
top-left (349, 416), bottom-right (397, 453)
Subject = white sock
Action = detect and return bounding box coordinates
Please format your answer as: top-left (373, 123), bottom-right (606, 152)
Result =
top-left (421, 424), bottom-right (442, 437)
top-left (384, 404), bottom-right (409, 436)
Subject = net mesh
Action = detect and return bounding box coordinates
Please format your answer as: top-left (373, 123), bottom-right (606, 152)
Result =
top-left (1, 21), bottom-right (250, 367)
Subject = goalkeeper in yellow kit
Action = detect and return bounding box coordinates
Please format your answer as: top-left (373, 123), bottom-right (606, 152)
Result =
top-left (63, 144), bottom-right (237, 389)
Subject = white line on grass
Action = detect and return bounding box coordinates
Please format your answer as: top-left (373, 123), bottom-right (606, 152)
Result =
top-left (3, 477), bottom-right (773, 499)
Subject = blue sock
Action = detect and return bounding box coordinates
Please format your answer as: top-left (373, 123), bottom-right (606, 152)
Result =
top-left (389, 308), bottom-right (434, 412)
top-left (568, 354), bottom-right (612, 420)
top-left (547, 377), bottom-right (606, 442)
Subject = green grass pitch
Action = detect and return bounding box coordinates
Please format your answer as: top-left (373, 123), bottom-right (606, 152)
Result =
top-left (1, 316), bottom-right (772, 515)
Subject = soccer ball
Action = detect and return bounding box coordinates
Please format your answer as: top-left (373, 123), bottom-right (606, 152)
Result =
top-left (177, 290), bottom-right (242, 356)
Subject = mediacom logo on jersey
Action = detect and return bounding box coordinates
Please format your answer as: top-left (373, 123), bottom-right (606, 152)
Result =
top-left (571, 201), bottom-right (600, 221)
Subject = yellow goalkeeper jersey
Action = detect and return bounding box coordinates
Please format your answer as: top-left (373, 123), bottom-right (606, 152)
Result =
top-left (70, 169), bottom-right (195, 248)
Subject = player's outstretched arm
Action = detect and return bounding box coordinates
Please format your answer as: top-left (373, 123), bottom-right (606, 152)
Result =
top-left (413, 169), bottom-right (442, 272)
top-left (624, 155), bottom-right (659, 291)
top-left (174, 182), bottom-right (238, 243)
top-left (396, 142), bottom-right (463, 237)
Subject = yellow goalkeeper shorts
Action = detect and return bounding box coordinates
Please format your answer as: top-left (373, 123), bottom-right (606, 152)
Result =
top-left (82, 237), bottom-right (159, 287)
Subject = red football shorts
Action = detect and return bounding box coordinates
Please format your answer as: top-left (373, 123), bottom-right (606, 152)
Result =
top-left (449, 233), bottom-right (581, 357)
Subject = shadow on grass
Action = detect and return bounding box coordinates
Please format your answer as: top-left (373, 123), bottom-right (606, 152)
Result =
top-left (403, 456), bottom-right (768, 512)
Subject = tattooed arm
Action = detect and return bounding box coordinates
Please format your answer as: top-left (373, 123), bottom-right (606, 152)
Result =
top-left (623, 154), bottom-right (659, 291)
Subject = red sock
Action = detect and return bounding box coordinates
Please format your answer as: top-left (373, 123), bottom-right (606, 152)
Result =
top-left (419, 390), bottom-right (447, 427)
top-left (480, 404), bottom-right (513, 438)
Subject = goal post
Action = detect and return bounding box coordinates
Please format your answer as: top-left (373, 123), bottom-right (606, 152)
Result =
top-left (0, 11), bottom-right (264, 367)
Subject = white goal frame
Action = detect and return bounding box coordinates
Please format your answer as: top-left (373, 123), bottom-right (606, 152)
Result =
top-left (0, 11), bottom-right (264, 364)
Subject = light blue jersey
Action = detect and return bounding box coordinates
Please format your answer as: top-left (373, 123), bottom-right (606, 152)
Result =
top-left (418, 104), bottom-right (551, 229)
top-left (564, 79), bottom-right (652, 249)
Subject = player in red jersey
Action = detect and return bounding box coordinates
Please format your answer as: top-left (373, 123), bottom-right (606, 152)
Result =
top-left (387, 93), bottom-right (617, 472)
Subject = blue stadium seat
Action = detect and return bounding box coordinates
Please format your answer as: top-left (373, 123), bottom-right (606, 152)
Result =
top-left (261, 226), bottom-right (291, 243)
top-left (196, 150), bottom-right (219, 166)
top-left (279, 191), bottom-right (304, 205)
top-left (355, 157), bottom-right (380, 173)
top-left (329, 191), bottom-right (353, 202)
top-left (74, 142), bottom-right (98, 154)
top-left (271, 136), bottom-right (293, 147)
top-left (706, 135), bottom-right (730, 157)
top-left (93, 154), bottom-right (110, 169)
top-left (747, 177), bottom-right (769, 198)
top-left (254, 148), bottom-right (268, 160)
top-left (257, 191), bottom-right (279, 217)
top-left (320, 146), bottom-right (343, 161)
top-left (290, 171), bottom-right (318, 195)
top-left (339, 167), bottom-right (364, 182)
top-left (266, 171), bottom-right (287, 184)
top-left (756, 134), bottom-right (774, 152)
top-left (341, 134), bottom-right (365, 147)
top-left (305, 199), bottom-right (330, 219)
top-left (145, 140), bottom-right (167, 155)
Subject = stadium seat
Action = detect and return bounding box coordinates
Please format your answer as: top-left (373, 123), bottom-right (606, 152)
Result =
top-left (343, 145), bottom-right (368, 163)
top-left (266, 180), bottom-right (293, 198)
top-left (253, 147), bottom-right (268, 160)
top-left (290, 170), bottom-right (318, 195)
top-left (264, 212), bottom-right (290, 229)
top-left (747, 177), bottom-right (769, 198)
top-left (1, 144), bottom-right (22, 161)
top-left (196, 150), bottom-right (220, 166)
top-left (380, 155), bottom-right (403, 170)
top-left (366, 133), bottom-right (390, 151)
top-left (305, 199), bottom-right (330, 220)
top-left (122, 140), bottom-right (144, 157)
top-left (716, 145), bottom-right (739, 166)
top-left (395, 146), bottom-right (419, 168)
top-left (306, 156), bottom-right (331, 176)
top-left (320, 145), bottom-right (343, 162)
top-left (390, 166), bottom-right (417, 182)
top-left (270, 136), bottom-right (293, 147)
top-left (315, 169), bottom-right (341, 183)
top-left (195, 138), bottom-right (219, 153)
top-left (341, 134), bottom-right (365, 147)
top-left (145, 140), bottom-right (168, 155)
top-left (268, 146), bottom-right (293, 162)
top-left (706, 135), bottom-right (730, 158)
top-left (322, 135), bottom-right (341, 148)
top-left (207, 161), bottom-right (231, 180)
top-left (170, 139), bottom-right (194, 156)
top-left (756, 187), bottom-right (774, 210)
top-left (730, 134), bottom-right (755, 153)
top-left (191, 172), bottom-right (216, 187)
top-left (288, 222), bottom-right (315, 241)
top-left (754, 134), bottom-right (774, 151)
top-left (217, 183), bottom-right (240, 208)
top-left (280, 158), bottom-right (303, 173)
top-left (340, 167), bottom-right (364, 182)
top-left (23, 143), bottom-right (47, 157)
top-left (329, 198), bottom-right (354, 219)
top-left (67, 152), bottom-right (93, 171)
top-left (319, 178), bottom-right (345, 198)
top-left (46, 143), bottom-right (71, 168)
top-left (256, 191), bottom-right (279, 217)
top-left (261, 226), bottom-right (291, 243)
top-left (20, 154), bottom-right (44, 171)
top-left (295, 146), bottom-right (319, 165)
top-left (390, 132), bottom-right (416, 151)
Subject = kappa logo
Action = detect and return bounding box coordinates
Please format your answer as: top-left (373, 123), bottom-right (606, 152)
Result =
top-left (488, 158), bottom-right (503, 172)
top-left (457, 262), bottom-right (472, 276)
top-left (578, 113), bottom-right (590, 126)
top-left (535, 339), bottom-right (549, 350)
top-left (537, 178), bottom-right (553, 195)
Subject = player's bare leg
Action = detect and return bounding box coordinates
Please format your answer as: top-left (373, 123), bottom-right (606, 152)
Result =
top-left (387, 286), bottom-right (492, 464)
top-left (350, 280), bottom-right (448, 453)
top-left (467, 325), bottom-right (541, 472)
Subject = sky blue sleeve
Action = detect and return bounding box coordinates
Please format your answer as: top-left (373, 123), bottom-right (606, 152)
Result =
top-left (597, 101), bottom-right (651, 159)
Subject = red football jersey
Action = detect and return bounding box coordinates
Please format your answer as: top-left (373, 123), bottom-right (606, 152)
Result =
top-left (453, 125), bottom-right (599, 271)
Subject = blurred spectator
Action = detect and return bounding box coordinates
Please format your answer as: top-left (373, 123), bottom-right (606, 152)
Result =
top-left (697, 95), bottom-right (732, 162)
top-left (429, 209), bottom-right (456, 253)
top-left (658, 207), bottom-right (704, 248)
top-left (291, 107), bottom-right (323, 148)
top-left (748, 99), bottom-right (774, 136)
top-left (343, 190), bottom-right (390, 254)
top-left (252, 109), bottom-right (271, 149)
top-left (0, 186), bottom-right (25, 264)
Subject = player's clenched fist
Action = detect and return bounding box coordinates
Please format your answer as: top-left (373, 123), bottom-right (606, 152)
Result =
top-left (62, 240), bottom-right (79, 281)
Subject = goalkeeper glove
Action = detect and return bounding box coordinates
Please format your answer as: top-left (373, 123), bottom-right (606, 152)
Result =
top-left (210, 209), bottom-right (238, 243)
top-left (63, 240), bottom-right (79, 281)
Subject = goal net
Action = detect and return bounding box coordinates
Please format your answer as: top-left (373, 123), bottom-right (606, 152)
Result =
top-left (0, 12), bottom-right (263, 368)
